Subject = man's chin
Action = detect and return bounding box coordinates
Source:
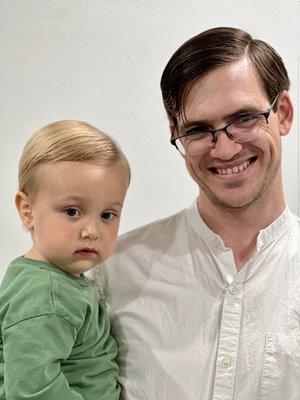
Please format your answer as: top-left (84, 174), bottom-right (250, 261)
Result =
top-left (203, 187), bottom-right (267, 210)
top-left (212, 198), bottom-right (257, 210)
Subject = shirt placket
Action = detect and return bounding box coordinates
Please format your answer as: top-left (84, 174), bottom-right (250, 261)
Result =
top-left (212, 249), bottom-right (246, 400)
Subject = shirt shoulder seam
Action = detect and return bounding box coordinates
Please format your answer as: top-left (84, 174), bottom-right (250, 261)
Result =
top-left (2, 313), bottom-right (78, 332)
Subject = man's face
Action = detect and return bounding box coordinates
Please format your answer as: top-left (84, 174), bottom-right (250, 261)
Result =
top-left (176, 57), bottom-right (291, 209)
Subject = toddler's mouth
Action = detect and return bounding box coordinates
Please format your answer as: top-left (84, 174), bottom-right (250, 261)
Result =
top-left (75, 248), bottom-right (98, 256)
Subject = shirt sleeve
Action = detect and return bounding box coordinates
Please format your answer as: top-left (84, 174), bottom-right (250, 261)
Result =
top-left (2, 314), bottom-right (83, 400)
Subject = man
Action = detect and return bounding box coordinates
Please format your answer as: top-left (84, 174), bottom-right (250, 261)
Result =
top-left (93, 27), bottom-right (300, 400)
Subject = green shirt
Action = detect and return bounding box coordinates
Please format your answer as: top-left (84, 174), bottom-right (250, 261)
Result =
top-left (0, 257), bottom-right (120, 400)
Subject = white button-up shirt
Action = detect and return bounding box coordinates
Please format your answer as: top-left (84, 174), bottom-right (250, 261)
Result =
top-left (93, 201), bottom-right (300, 400)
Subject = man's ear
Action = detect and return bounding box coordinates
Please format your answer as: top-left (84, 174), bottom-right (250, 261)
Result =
top-left (276, 90), bottom-right (293, 137)
top-left (15, 191), bottom-right (34, 230)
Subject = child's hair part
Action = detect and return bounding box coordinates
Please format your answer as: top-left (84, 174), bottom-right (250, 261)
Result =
top-left (18, 120), bottom-right (131, 197)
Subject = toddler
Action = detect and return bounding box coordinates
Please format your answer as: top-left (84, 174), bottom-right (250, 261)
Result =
top-left (0, 120), bottom-right (130, 399)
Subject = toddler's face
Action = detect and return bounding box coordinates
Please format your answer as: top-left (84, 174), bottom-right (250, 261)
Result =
top-left (25, 161), bottom-right (128, 277)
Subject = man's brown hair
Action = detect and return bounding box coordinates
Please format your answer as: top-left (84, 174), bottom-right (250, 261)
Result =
top-left (160, 27), bottom-right (290, 127)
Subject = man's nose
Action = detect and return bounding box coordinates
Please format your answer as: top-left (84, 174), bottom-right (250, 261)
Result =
top-left (80, 221), bottom-right (99, 240)
top-left (209, 131), bottom-right (243, 160)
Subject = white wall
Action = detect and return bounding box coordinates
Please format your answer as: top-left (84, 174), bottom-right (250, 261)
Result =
top-left (1, 0), bottom-right (299, 280)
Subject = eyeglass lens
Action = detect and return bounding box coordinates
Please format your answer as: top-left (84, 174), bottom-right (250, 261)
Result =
top-left (177, 114), bottom-right (268, 156)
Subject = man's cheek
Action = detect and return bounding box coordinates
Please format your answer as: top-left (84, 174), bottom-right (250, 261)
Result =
top-left (185, 158), bottom-right (200, 182)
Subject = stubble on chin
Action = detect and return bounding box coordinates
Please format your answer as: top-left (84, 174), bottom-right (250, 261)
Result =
top-left (197, 160), bottom-right (281, 210)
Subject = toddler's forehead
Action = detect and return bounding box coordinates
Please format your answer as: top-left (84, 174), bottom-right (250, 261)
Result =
top-left (32, 160), bottom-right (128, 197)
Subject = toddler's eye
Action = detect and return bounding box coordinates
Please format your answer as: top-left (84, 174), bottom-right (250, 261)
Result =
top-left (101, 212), bottom-right (115, 221)
top-left (65, 208), bottom-right (81, 217)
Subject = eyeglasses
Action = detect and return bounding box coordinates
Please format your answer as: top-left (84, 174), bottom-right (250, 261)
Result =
top-left (170, 94), bottom-right (279, 157)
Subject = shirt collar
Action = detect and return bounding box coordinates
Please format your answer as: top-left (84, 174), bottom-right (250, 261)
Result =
top-left (256, 206), bottom-right (295, 251)
top-left (14, 256), bottom-right (90, 287)
top-left (187, 199), bottom-right (294, 253)
top-left (187, 200), bottom-right (225, 251)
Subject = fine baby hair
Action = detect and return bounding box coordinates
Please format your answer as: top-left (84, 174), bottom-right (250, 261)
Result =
top-left (18, 119), bottom-right (130, 197)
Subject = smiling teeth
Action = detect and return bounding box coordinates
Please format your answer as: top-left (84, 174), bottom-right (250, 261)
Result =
top-left (216, 160), bottom-right (250, 175)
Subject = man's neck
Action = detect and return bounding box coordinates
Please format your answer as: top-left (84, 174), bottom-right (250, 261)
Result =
top-left (198, 189), bottom-right (286, 271)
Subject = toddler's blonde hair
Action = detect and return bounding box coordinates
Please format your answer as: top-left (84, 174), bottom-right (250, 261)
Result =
top-left (18, 120), bottom-right (130, 197)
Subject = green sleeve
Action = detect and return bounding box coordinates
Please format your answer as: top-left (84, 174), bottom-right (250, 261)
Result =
top-left (2, 315), bottom-right (83, 400)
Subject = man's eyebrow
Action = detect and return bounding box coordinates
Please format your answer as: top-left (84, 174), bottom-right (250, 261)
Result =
top-left (180, 106), bottom-right (261, 130)
top-left (223, 106), bottom-right (262, 121)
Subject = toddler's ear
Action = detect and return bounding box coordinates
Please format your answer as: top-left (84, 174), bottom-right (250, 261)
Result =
top-left (15, 191), bottom-right (34, 230)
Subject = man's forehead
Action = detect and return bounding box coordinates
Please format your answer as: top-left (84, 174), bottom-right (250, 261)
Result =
top-left (178, 57), bottom-right (268, 127)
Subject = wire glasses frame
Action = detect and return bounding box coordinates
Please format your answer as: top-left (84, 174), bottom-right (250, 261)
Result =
top-left (170, 93), bottom-right (280, 157)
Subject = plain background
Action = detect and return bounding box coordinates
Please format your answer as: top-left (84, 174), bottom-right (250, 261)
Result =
top-left (0, 0), bottom-right (299, 280)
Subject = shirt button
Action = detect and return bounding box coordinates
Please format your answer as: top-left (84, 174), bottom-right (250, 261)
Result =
top-left (220, 358), bottom-right (232, 369)
top-left (228, 286), bottom-right (236, 295)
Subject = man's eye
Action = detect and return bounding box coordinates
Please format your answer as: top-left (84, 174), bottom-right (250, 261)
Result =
top-left (182, 129), bottom-right (210, 142)
top-left (65, 208), bottom-right (81, 217)
top-left (185, 127), bottom-right (208, 136)
top-left (101, 212), bottom-right (116, 221)
top-left (234, 116), bottom-right (257, 129)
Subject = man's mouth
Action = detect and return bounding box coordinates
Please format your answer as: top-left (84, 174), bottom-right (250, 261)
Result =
top-left (211, 157), bottom-right (256, 175)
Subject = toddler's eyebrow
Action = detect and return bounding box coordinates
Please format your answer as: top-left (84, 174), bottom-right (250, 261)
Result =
top-left (58, 196), bottom-right (86, 203)
top-left (58, 197), bottom-right (124, 208)
top-left (106, 201), bottom-right (124, 208)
